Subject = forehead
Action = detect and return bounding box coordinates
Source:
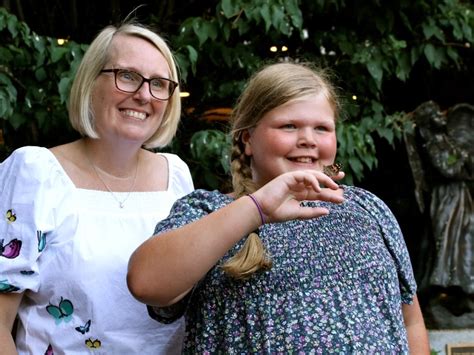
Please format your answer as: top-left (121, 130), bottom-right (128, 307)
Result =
top-left (262, 94), bottom-right (335, 122)
top-left (107, 34), bottom-right (169, 74)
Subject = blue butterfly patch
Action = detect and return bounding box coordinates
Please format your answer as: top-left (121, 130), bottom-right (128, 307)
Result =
top-left (46, 297), bottom-right (74, 324)
top-left (37, 231), bottom-right (46, 252)
top-left (75, 319), bottom-right (91, 334)
top-left (0, 280), bottom-right (19, 293)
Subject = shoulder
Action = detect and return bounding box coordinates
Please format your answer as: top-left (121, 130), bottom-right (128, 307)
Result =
top-left (159, 152), bottom-right (189, 172)
top-left (343, 185), bottom-right (387, 208)
top-left (1, 146), bottom-right (74, 197)
top-left (154, 189), bottom-right (226, 234)
top-left (169, 189), bottom-right (230, 217)
top-left (159, 152), bottom-right (194, 194)
top-left (1, 146), bottom-right (62, 178)
top-left (2, 146), bottom-right (49, 163)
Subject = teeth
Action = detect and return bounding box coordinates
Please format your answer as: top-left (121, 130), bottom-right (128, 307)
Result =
top-left (122, 109), bottom-right (147, 121)
top-left (293, 157), bottom-right (313, 163)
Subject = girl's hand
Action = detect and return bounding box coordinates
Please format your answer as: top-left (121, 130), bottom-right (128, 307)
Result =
top-left (251, 170), bottom-right (345, 223)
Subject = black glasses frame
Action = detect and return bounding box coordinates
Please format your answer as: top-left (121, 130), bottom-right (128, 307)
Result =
top-left (100, 69), bottom-right (178, 100)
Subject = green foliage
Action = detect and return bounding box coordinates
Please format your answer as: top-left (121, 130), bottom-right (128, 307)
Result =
top-left (1, 1), bottom-right (473, 188)
top-left (189, 129), bottom-right (231, 190)
top-left (0, 7), bottom-right (86, 156)
top-left (166, 0), bottom-right (473, 187)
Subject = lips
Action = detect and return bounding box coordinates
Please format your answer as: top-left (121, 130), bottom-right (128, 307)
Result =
top-left (120, 109), bottom-right (148, 121)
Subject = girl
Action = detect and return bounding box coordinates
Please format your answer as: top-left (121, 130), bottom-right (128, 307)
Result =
top-left (127, 62), bottom-right (429, 353)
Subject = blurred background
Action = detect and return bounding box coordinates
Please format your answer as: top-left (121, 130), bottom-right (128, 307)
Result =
top-left (1, 0), bottom-right (473, 342)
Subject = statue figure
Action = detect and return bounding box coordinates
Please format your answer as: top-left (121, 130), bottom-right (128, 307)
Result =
top-left (405, 101), bottom-right (473, 329)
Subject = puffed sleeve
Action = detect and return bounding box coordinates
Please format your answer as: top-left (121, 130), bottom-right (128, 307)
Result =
top-left (160, 153), bottom-right (194, 198)
top-left (0, 146), bottom-right (75, 294)
top-left (148, 189), bottom-right (222, 323)
top-left (350, 186), bottom-right (417, 304)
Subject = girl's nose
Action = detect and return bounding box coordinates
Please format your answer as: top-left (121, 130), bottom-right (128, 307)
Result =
top-left (297, 128), bottom-right (317, 147)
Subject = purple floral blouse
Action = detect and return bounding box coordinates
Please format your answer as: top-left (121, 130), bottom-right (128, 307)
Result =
top-left (152, 186), bottom-right (416, 353)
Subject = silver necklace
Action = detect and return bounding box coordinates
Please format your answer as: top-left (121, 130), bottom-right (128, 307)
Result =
top-left (87, 153), bottom-right (139, 208)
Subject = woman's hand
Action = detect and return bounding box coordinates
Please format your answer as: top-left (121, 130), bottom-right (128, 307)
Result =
top-left (252, 169), bottom-right (345, 223)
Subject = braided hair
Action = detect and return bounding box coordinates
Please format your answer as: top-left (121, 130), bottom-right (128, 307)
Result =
top-left (221, 62), bottom-right (341, 279)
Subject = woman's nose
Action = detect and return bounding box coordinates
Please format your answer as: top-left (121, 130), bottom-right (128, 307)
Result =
top-left (133, 82), bottom-right (153, 103)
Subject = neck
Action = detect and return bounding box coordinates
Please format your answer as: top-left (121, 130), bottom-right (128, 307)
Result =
top-left (82, 138), bottom-right (141, 179)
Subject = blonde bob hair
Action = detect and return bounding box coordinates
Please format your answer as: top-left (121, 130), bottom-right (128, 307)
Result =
top-left (221, 61), bottom-right (341, 279)
top-left (68, 23), bottom-right (181, 149)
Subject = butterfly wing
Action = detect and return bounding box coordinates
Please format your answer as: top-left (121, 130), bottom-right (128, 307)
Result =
top-left (59, 298), bottom-right (74, 317)
top-left (6, 209), bottom-right (16, 223)
top-left (37, 231), bottom-right (46, 252)
top-left (44, 344), bottom-right (54, 355)
top-left (85, 338), bottom-right (101, 349)
top-left (75, 319), bottom-right (91, 334)
top-left (46, 305), bottom-right (63, 320)
top-left (323, 163), bottom-right (342, 176)
top-left (0, 280), bottom-right (20, 293)
top-left (1, 238), bottom-right (22, 259)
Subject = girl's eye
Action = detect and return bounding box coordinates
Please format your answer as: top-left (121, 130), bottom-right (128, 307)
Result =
top-left (315, 125), bottom-right (329, 132)
top-left (281, 124), bottom-right (296, 129)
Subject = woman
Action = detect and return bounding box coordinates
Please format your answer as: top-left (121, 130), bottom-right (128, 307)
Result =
top-left (127, 62), bottom-right (429, 353)
top-left (0, 22), bottom-right (193, 354)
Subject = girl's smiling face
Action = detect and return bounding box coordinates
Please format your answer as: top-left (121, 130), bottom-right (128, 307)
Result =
top-left (242, 93), bottom-right (337, 187)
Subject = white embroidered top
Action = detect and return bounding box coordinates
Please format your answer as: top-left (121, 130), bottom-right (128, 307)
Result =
top-left (0, 146), bottom-right (194, 354)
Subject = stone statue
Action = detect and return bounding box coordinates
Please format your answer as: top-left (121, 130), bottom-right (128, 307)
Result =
top-left (405, 101), bottom-right (473, 329)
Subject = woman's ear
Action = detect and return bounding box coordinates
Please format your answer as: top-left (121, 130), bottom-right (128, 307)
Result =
top-left (241, 129), bottom-right (252, 156)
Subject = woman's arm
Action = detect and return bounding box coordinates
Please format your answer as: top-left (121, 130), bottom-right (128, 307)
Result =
top-left (402, 295), bottom-right (430, 354)
top-left (127, 170), bottom-right (344, 307)
top-left (0, 292), bottom-right (23, 355)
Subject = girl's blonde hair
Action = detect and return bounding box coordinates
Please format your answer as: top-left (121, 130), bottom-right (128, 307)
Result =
top-left (68, 22), bottom-right (181, 149)
top-left (221, 62), bottom-right (341, 280)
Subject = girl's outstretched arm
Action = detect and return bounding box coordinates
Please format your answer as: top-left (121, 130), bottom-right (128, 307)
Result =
top-left (127, 170), bottom-right (344, 306)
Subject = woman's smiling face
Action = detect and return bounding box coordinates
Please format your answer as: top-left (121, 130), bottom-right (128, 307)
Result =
top-left (90, 33), bottom-right (171, 146)
top-left (242, 93), bottom-right (337, 187)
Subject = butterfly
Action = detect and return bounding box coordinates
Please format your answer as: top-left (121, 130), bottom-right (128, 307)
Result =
top-left (44, 344), bottom-right (54, 355)
top-left (0, 238), bottom-right (22, 259)
top-left (75, 319), bottom-right (91, 334)
top-left (85, 338), bottom-right (101, 349)
top-left (0, 279), bottom-right (20, 293)
top-left (37, 231), bottom-right (46, 252)
top-left (46, 297), bottom-right (74, 324)
top-left (6, 209), bottom-right (16, 223)
top-left (323, 163), bottom-right (342, 177)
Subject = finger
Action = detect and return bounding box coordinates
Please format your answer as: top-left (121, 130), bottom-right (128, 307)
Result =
top-left (331, 171), bottom-right (345, 181)
top-left (316, 188), bottom-right (345, 204)
top-left (297, 206), bottom-right (330, 219)
top-left (312, 171), bottom-right (341, 190)
top-left (292, 172), bottom-right (322, 193)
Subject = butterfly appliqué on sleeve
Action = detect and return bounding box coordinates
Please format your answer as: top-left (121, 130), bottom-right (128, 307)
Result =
top-left (46, 297), bottom-right (74, 324)
top-left (0, 238), bottom-right (22, 259)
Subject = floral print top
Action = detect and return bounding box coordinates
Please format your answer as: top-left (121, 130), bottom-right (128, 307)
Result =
top-left (152, 187), bottom-right (417, 354)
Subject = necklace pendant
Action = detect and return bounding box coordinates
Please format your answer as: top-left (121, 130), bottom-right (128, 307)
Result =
top-left (119, 202), bottom-right (124, 208)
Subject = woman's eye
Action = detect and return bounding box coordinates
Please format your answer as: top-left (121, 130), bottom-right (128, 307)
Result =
top-left (151, 79), bottom-right (165, 89)
top-left (119, 71), bottom-right (137, 82)
top-left (281, 124), bottom-right (296, 129)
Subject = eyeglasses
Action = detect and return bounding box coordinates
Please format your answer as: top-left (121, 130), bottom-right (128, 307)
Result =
top-left (100, 69), bottom-right (178, 100)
